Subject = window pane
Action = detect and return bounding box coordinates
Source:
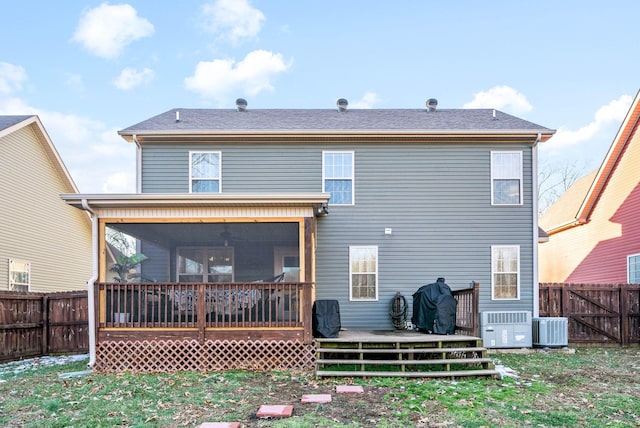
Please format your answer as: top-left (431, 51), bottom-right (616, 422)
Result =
top-left (493, 179), bottom-right (520, 204)
top-left (493, 153), bottom-right (521, 178)
top-left (179, 249), bottom-right (204, 275)
top-left (191, 153), bottom-right (219, 179)
top-left (325, 179), bottom-right (352, 204)
top-left (629, 255), bottom-right (640, 283)
top-left (192, 180), bottom-right (220, 193)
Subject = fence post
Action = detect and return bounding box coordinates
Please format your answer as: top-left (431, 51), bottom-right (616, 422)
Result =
top-left (620, 284), bottom-right (629, 346)
top-left (42, 294), bottom-right (49, 355)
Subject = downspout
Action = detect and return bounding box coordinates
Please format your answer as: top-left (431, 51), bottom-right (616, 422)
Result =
top-left (532, 133), bottom-right (541, 318)
top-left (81, 199), bottom-right (98, 368)
top-left (133, 134), bottom-right (141, 193)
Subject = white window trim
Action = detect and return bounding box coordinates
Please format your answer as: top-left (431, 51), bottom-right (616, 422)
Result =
top-left (322, 150), bottom-right (355, 206)
top-left (628, 253), bottom-right (640, 283)
top-left (490, 151), bottom-right (523, 206)
top-left (189, 151), bottom-right (222, 193)
top-left (491, 245), bottom-right (520, 300)
top-left (349, 245), bottom-right (378, 301)
top-left (9, 258), bottom-right (30, 292)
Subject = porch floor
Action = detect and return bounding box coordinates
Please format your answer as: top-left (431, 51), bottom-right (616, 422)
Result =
top-left (315, 329), bottom-right (499, 379)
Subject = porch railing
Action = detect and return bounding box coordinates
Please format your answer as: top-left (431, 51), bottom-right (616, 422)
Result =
top-left (96, 281), bottom-right (312, 336)
top-left (452, 281), bottom-right (480, 337)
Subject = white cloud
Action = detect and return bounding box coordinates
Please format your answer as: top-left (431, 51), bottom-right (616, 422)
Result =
top-left (72, 3), bottom-right (154, 59)
top-left (201, 0), bottom-right (265, 45)
top-left (463, 85), bottom-right (533, 114)
top-left (114, 67), bottom-right (155, 90)
top-left (0, 62), bottom-right (27, 94)
top-left (184, 50), bottom-right (291, 102)
top-left (349, 92), bottom-right (381, 109)
top-left (0, 96), bottom-right (135, 193)
top-left (548, 94), bottom-right (633, 149)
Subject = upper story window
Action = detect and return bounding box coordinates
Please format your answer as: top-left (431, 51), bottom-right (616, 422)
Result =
top-left (491, 245), bottom-right (520, 300)
top-left (190, 151), bottom-right (221, 193)
top-left (491, 151), bottom-right (522, 205)
top-left (349, 245), bottom-right (378, 301)
top-left (9, 259), bottom-right (30, 292)
top-left (628, 253), bottom-right (640, 283)
top-left (323, 151), bottom-right (354, 205)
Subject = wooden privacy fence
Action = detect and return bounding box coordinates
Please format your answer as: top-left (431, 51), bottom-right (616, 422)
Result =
top-left (0, 290), bottom-right (89, 362)
top-left (539, 283), bottom-right (640, 346)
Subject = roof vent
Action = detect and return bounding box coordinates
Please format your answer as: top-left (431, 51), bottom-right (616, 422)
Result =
top-left (236, 98), bottom-right (248, 112)
top-left (175, 110), bottom-right (180, 122)
top-left (426, 98), bottom-right (438, 112)
top-left (337, 98), bottom-right (348, 112)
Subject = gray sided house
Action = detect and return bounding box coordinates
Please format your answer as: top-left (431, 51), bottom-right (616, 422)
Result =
top-left (62, 100), bottom-right (554, 371)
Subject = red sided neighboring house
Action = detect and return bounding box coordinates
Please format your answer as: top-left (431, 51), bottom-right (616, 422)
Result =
top-left (539, 90), bottom-right (640, 284)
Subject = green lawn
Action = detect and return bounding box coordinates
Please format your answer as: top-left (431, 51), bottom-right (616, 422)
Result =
top-left (0, 347), bottom-right (638, 427)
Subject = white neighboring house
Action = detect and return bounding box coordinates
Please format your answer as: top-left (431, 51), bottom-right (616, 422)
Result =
top-left (0, 115), bottom-right (91, 292)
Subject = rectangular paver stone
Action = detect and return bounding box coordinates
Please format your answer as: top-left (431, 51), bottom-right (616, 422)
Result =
top-left (257, 404), bottom-right (294, 418)
top-left (198, 423), bottom-right (240, 428)
top-left (301, 394), bottom-right (332, 403)
top-left (336, 385), bottom-right (364, 394)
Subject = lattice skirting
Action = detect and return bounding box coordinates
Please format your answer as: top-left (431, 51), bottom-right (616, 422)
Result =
top-left (95, 339), bottom-right (317, 373)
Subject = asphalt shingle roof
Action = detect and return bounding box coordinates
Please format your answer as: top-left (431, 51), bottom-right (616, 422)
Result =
top-left (0, 115), bottom-right (32, 132)
top-left (119, 108), bottom-right (553, 134)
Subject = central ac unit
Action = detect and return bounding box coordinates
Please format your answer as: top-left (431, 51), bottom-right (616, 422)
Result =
top-left (481, 311), bottom-right (532, 348)
top-left (533, 317), bottom-right (568, 347)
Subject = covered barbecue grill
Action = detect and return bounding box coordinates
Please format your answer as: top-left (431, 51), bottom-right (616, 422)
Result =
top-left (411, 277), bottom-right (457, 334)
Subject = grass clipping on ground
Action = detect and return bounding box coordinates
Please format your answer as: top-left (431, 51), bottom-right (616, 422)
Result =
top-left (0, 348), bottom-right (639, 427)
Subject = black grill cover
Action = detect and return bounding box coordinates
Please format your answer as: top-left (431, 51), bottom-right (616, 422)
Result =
top-left (312, 300), bottom-right (341, 338)
top-left (411, 278), bottom-right (457, 334)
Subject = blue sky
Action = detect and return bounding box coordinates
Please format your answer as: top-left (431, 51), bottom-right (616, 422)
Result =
top-left (1, 1), bottom-right (637, 195)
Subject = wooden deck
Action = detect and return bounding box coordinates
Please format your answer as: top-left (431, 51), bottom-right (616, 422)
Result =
top-left (316, 329), bottom-right (499, 379)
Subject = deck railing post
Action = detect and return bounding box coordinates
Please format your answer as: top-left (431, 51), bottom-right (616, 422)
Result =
top-left (472, 281), bottom-right (479, 337)
top-left (197, 283), bottom-right (206, 343)
top-left (302, 283), bottom-right (313, 344)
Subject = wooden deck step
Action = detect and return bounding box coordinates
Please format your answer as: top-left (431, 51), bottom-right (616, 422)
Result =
top-left (316, 347), bottom-right (487, 354)
top-left (315, 331), bottom-right (497, 379)
top-left (316, 369), bottom-right (500, 378)
top-left (316, 357), bottom-right (493, 365)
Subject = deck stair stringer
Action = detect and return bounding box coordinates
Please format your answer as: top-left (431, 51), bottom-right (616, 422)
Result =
top-left (315, 330), bottom-right (499, 379)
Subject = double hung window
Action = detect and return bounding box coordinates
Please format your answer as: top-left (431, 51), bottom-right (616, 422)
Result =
top-left (491, 151), bottom-right (522, 205)
top-left (9, 259), bottom-right (30, 292)
top-left (323, 151), bottom-right (354, 205)
top-left (349, 246), bottom-right (378, 301)
top-left (491, 245), bottom-right (520, 299)
top-left (190, 151), bottom-right (221, 193)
